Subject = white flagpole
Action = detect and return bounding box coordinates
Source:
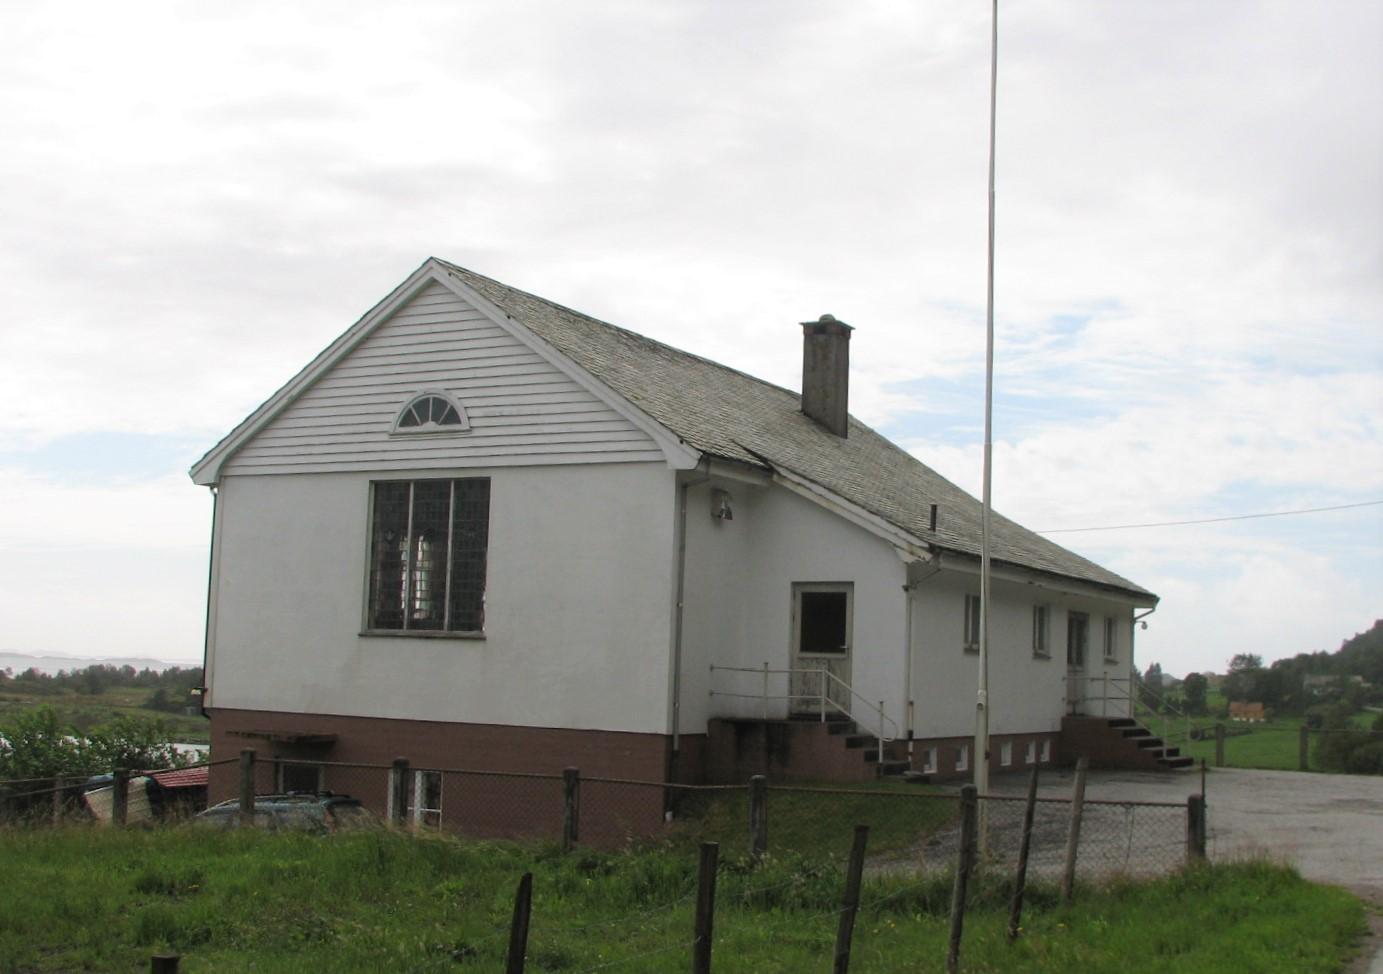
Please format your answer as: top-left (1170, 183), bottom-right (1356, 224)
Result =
top-left (975, 0), bottom-right (999, 850)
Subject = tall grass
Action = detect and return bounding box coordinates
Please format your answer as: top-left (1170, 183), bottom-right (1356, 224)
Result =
top-left (0, 826), bottom-right (1365, 973)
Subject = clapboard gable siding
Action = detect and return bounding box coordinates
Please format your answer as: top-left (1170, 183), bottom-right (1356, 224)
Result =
top-left (223, 282), bottom-right (662, 474)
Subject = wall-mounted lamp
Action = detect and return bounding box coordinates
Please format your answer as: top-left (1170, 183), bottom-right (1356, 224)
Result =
top-left (711, 488), bottom-right (734, 521)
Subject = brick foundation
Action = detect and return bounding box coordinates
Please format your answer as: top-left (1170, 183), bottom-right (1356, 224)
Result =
top-left (208, 708), bottom-right (688, 846)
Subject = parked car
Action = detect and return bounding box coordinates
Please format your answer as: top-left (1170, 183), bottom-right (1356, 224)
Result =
top-left (195, 793), bottom-right (380, 832)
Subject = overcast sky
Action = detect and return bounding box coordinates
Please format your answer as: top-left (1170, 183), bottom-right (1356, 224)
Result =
top-left (1, 1), bottom-right (1379, 678)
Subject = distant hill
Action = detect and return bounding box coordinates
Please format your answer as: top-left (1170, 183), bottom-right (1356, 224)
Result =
top-left (0, 652), bottom-right (200, 678)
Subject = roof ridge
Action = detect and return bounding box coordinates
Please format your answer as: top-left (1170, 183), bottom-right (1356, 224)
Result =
top-left (433, 257), bottom-right (810, 405)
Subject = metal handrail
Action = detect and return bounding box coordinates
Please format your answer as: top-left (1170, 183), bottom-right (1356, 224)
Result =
top-left (709, 662), bottom-right (900, 762)
top-left (1079, 674), bottom-right (1195, 745)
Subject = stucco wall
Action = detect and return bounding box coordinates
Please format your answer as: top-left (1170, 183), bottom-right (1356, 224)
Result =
top-left (909, 567), bottom-right (1136, 738)
top-left (208, 462), bottom-right (677, 734)
top-left (679, 479), bottom-right (909, 736)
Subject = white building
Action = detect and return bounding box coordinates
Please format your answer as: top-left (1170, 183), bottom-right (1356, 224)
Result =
top-left (191, 258), bottom-right (1162, 804)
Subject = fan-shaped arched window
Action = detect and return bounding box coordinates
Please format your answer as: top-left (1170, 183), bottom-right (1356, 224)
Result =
top-left (394, 393), bottom-right (470, 433)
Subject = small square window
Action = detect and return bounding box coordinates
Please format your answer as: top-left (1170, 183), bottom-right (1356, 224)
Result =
top-left (278, 763), bottom-right (322, 794)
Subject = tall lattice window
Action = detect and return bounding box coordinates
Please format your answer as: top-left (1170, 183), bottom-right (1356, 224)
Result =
top-left (366, 478), bottom-right (490, 634)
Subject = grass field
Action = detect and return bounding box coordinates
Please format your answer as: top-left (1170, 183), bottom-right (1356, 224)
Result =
top-left (0, 826), bottom-right (1366, 973)
top-left (0, 685), bottom-right (210, 744)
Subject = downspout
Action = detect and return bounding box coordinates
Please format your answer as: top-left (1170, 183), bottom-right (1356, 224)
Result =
top-left (668, 463), bottom-right (710, 780)
top-left (197, 485), bottom-right (218, 720)
top-left (902, 560), bottom-right (943, 767)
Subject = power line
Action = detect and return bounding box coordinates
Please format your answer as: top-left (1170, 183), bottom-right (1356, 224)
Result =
top-left (1037, 500), bottom-right (1383, 535)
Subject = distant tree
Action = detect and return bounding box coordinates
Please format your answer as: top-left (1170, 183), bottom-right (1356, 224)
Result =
top-left (1223, 654), bottom-right (1266, 702)
top-left (144, 688), bottom-right (172, 712)
top-left (1183, 673), bottom-right (1209, 716)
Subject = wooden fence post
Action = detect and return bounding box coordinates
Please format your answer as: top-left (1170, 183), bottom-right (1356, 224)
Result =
top-left (238, 749), bottom-right (255, 827)
top-left (1214, 723), bottom-right (1226, 767)
top-left (946, 785), bottom-right (978, 974)
top-left (52, 775), bottom-right (68, 825)
top-left (1007, 765), bottom-right (1040, 941)
top-left (390, 758), bottom-right (410, 828)
top-left (1186, 795), bottom-right (1207, 863)
top-left (112, 769), bottom-right (130, 827)
top-left (150, 954), bottom-right (180, 973)
top-left (693, 842), bottom-right (720, 974)
top-left (1298, 725), bottom-right (1310, 771)
top-left (561, 767), bottom-right (580, 853)
top-left (1060, 756), bottom-right (1088, 903)
top-left (833, 825), bottom-right (869, 974)
top-left (749, 775), bottom-right (768, 861)
top-left (504, 872), bottom-right (533, 974)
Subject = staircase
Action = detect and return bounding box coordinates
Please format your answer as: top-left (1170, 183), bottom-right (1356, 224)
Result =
top-left (705, 716), bottom-right (912, 784)
top-left (1061, 715), bottom-right (1195, 771)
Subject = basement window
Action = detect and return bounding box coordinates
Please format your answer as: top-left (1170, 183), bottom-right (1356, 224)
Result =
top-left (394, 393), bottom-right (469, 433)
top-left (366, 478), bottom-right (490, 635)
top-left (413, 771), bottom-right (443, 828)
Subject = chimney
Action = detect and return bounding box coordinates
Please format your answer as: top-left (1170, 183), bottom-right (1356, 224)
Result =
top-left (800, 314), bottom-right (853, 437)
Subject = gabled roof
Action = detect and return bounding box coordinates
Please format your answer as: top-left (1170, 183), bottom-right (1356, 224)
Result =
top-left (432, 259), bottom-right (1155, 602)
top-left (193, 257), bottom-right (1155, 602)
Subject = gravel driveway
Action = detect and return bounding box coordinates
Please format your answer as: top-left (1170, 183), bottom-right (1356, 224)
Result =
top-left (985, 765), bottom-right (1383, 901)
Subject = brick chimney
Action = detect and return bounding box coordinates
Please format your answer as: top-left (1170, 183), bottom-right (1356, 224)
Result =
top-left (800, 314), bottom-right (853, 437)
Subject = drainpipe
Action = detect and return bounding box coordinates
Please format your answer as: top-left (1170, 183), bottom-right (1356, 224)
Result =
top-left (901, 560), bottom-right (942, 767)
top-left (669, 464), bottom-right (710, 779)
top-left (903, 579), bottom-right (914, 763)
top-left (197, 485), bottom-right (219, 720)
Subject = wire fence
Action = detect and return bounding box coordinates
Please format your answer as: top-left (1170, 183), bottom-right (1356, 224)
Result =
top-left (1147, 720), bottom-right (1383, 773)
top-left (0, 752), bottom-right (1197, 886)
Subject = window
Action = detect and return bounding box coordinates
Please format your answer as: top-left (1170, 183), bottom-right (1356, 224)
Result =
top-left (1025, 740), bottom-right (1037, 765)
top-left (963, 593), bottom-right (981, 651)
top-left (278, 763), bottom-right (322, 794)
top-left (366, 479), bottom-right (490, 634)
top-left (1000, 741), bottom-right (1013, 767)
top-left (955, 744), bottom-right (969, 772)
top-left (1033, 604), bottom-right (1051, 657)
top-left (1040, 739), bottom-right (1051, 763)
top-left (1066, 611), bottom-right (1089, 667)
top-left (1104, 616), bottom-right (1118, 660)
top-left (921, 746), bottom-right (938, 774)
top-left (795, 585), bottom-right (851, 655)
top-left (413, 771), bottom-right (443, 828)
top-left (394, 393), bottom-right (469, 433)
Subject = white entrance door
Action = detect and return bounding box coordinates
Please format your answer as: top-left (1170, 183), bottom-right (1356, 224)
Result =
top-left (789, 582), bottom-right (853, 716)
top-left (1066, 611), bottom-right (1090, 715)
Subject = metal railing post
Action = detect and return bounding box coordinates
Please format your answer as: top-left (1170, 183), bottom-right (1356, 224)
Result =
top-left (820, 665), bottom-right (827, 722)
